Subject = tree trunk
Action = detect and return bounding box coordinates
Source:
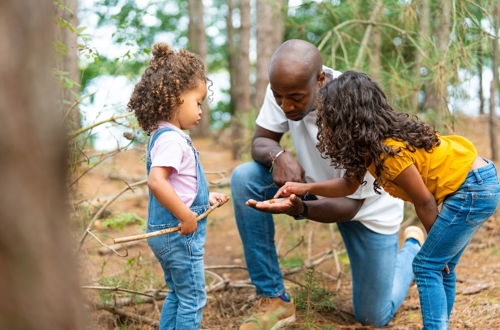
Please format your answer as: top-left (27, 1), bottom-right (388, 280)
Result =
top-left (478, 40), bottom-right (485, 115)
top-left (353, 1), bottom-right (383, 70)
top-left (423, 0), bottom-right (450, 118)
top-left (188, 0), bottom-right (209, 137)
top-left (226, 0), bottom-right (237, 114)
top-left (55, 0), bottom-right (81, 131)
top-left (231, 0), bottom-right (251, 159)
top-left (255, 0), bottom-right (286, 110)
top-left (368, 25), bottom-right (382, 83)
top-left (0, 1), bottom-right (84, 329)
top-left (489, 2), bottom-right (498, 161)
top-left (411, 0), bottom-right (430, 112)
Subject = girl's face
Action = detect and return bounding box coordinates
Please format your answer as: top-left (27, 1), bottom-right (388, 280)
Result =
top-left (171, 80), bottom-right (207, 130)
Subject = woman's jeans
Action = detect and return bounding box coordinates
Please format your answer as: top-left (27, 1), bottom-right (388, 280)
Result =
top-left (413, 160), bottom-right (500, 330)
top-left (231, 161), bottom-right (420, 327)
top-left (145, 128), bottom-right (210, 330)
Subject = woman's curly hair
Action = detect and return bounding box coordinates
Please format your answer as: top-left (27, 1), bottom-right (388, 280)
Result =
top-left (128, 43), bottom-right (208, 134)
top-left (316, 71), bottom-right (440, 193)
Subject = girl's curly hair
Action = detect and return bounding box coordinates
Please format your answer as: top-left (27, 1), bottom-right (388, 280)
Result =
top-left (316, 71), bottom-right (440, 193)
top-left (128, 43), bottom-right (208, 134)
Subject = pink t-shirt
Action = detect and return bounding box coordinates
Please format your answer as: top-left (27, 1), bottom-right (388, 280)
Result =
top-left (150, 121), bottom-right (198, 207)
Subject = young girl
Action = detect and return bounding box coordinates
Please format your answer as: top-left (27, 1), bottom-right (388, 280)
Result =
top-left (274, 71), bottom-right (500, 329)
top-left (128, 43), bottom-right (228, 329)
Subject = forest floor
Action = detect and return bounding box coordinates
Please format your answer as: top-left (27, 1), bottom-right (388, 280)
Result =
top-left (77, 116), bottom-right (499, 329)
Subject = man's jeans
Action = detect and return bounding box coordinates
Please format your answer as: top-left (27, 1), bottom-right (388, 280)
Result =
top-left (231, 162), bottom-right (419, 327)
top-left (413, 160), bottom-right (500, 330)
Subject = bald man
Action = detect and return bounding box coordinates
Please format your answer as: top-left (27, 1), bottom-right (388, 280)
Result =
top-left (231, 40), bottom-right (423, 329)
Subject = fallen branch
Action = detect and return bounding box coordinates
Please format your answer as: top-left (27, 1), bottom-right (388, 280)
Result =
top-left (102, 306), bottom-right (159, 327)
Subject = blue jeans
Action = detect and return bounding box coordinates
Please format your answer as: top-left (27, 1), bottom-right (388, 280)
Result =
top-left (413, 160), bottom-right (500, 330)
top-left (231, 162), bottom-right (419, 327)
top-left (146, 128), bottom-right (210, 330)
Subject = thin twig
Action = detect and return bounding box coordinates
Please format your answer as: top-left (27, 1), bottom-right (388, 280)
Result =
top-left (86, 230), bottom-right (128, 257)
top-left (79, 179), bottom-right (147, 249)
top-left (81, 285), bottom-right (154, 298)
top-left (69, 112), bottom-right (134, 139)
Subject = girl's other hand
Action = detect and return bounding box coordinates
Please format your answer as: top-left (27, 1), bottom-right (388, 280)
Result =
top-left (274, 182), bottom-right (310, 198)
top-left (209, 192), bottom-right (230, 206)
top-left (179, 211), bottom-right (198, 235)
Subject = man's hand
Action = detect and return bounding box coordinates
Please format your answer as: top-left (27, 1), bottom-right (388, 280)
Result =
top-left (272, 151), bottom-right (305, 186)
top-left (246, 194), bottom-right (304, 216)
top-left (179, 211), bottom-right (198, 235)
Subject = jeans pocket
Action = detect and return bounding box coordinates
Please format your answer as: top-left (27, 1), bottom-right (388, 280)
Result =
top-left (465, 192), bottom-right (500, 226)
top-left (147, 224), bottom-right (170, 256)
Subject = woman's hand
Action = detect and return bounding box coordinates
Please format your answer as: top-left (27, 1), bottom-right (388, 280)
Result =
top-left (274, 182), bottom-right (310, 198)
top-left (209, 192), bottom-right (230, 206)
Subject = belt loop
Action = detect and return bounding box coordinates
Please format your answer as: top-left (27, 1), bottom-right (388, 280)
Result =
top-left (472, 169), bottom-right (483, 184)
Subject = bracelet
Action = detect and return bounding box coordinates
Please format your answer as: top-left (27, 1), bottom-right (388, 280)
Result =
top-left (271, 149), bottom-right (286, 162)
top-left (269, 149), bottom-right (286, 172)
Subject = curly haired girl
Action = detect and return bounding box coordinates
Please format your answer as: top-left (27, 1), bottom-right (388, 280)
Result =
top-left (274, 71), bottom-right (500, 329)
top-left (128, 43), bottom-right (228, 329)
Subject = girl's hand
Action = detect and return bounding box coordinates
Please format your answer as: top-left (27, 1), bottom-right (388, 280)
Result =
top-left (179, 211), bottom-right (198, 235)
top-left (274, 182), bottom-right (310, 198)
top-left (209, 192), bottom-right (230, 206)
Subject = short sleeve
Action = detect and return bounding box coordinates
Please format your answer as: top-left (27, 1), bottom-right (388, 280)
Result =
top-left (383, 147), bottom-right (415, 181)
top-left (150, 132), bottom-right (184, 173)
top-left (255, 84), bottom-right (289, 133)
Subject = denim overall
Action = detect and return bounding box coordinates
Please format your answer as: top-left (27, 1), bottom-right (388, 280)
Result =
top-left (412, 159), bottom-right (500, 329)
top-left (146, 127), bottom-right (210, 330)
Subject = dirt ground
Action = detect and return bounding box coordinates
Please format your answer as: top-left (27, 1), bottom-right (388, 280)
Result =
top-left (76, 116), bottom-right (499, 329)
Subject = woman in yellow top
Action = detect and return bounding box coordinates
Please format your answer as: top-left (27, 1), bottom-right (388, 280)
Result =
top-left (274, 71), bottom-right (500, 330)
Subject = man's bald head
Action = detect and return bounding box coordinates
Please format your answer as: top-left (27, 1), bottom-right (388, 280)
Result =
top-left (267, 40), bottom-right (326, 121)
top-left (269, 39), bottom-right (323, 81)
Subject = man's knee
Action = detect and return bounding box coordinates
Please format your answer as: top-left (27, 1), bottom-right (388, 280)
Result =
top-left (354, 309), bottom-right (392, 328)
top-left (230, 162), bottom-right (267, 192)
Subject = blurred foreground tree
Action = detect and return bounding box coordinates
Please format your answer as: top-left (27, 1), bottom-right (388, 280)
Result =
top-left (188, 0), bottom-right (210, 136)
top-left (0, 0), bottom-right (84, 329)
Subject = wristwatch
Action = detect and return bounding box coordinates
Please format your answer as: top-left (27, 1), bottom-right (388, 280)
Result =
top-left (293, 200), bottom-right (308, 220)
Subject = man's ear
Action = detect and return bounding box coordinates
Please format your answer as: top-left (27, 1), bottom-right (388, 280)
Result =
top-left (317, 71), bottom-right (326, 87)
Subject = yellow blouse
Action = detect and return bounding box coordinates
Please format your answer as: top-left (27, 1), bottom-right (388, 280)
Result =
top-left (367, 136), bottom-right (477, 203)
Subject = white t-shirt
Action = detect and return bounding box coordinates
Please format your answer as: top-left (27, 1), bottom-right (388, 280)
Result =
top-left (255, 67), bottom-right (403, 234)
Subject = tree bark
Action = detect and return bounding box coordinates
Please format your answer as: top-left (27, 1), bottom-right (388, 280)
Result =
top-left (478, 40), bottom-right (485, 115)
top-left (423, 0), bottom-right (450, 117)
top-left (188, 0), bottom-right (210, 137)
top-left (0, 1), bottom-right (84, 329)
top-left (231, 0), bottom-right (251, 159)
top-left (354, 1), bottom-right (383, 70)
top-left (255, 0), bottom-right (287, 110)
top-left (411, 0), bottom-right (430, 112)
top-left (489, 2), bottom-right (498, 161)
top-left (226, 0), bottom-right (237, 114)
top-left (55, 0), bottom-right (81, 131)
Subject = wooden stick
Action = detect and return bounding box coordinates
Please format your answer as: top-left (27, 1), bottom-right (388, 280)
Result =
top-left (113, 200), bottom-right (226, 244)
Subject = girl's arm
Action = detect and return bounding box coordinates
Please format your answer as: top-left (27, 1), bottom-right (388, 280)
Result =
top-left (392, 164), bottom-right (437, 233)
top-left (274, 177), bottom-right (361, 199)
top-left (148, 166), bottom-right (197, 235)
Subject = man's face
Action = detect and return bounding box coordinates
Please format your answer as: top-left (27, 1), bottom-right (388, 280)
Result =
top-left (270, 71), bottom-right (322, 121)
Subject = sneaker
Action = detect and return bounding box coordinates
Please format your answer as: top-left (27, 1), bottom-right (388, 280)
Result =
top-left (239, 296), bottom-right (296, 330)
top-left (403, 225), bottom-right (425, 246)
